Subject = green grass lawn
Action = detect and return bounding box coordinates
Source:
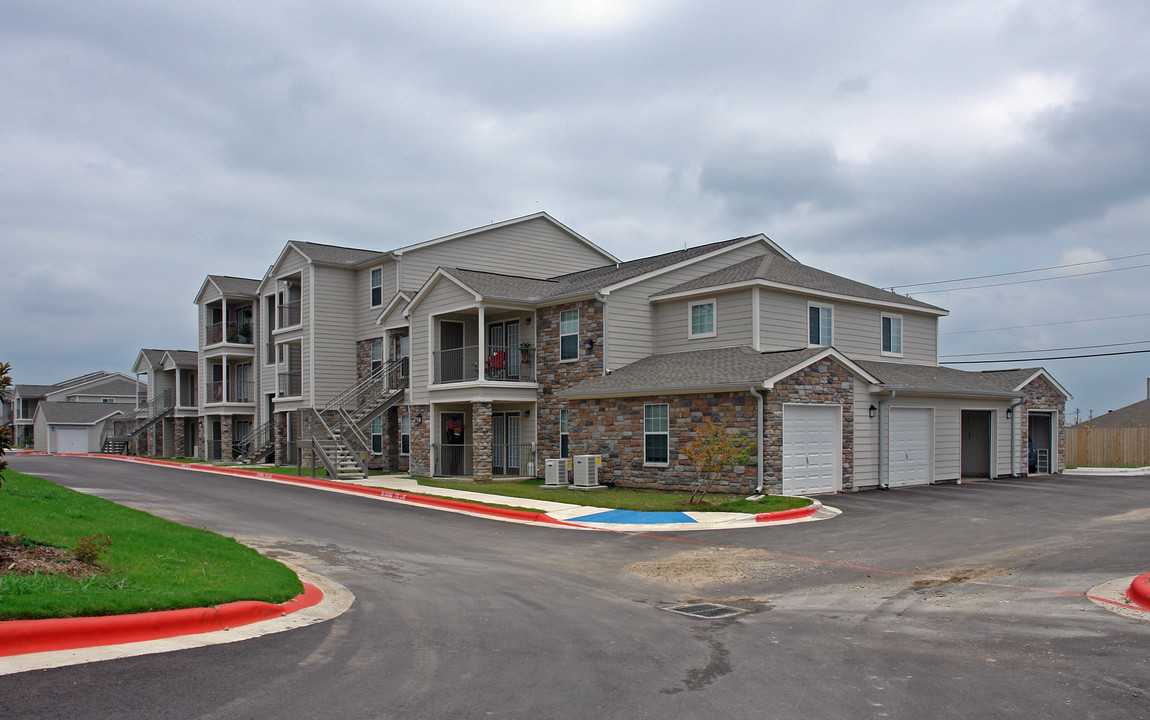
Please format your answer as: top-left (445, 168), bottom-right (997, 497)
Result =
top-left (417, 478), bottom-right (812, 513)
top-left (0, 471), bottom-right (302, 621)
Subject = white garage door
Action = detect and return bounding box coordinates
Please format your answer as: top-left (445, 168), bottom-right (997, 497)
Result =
top-left (782, 404), bottom-right (840, 495)
top-left (56, 427), bottom-right (89, 454)
top-left (888, 408), bottom-right (932, 488)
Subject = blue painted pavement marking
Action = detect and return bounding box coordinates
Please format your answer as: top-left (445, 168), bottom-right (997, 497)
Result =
top-left (567, 509), bottom-right (697, 524)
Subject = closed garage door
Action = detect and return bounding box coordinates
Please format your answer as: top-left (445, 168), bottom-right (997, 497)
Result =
top-left (56, 427), bottom-right (89, 454)
top-left (888, 408), bottom-right (932, 487)
top-left (782, 404), bottom-right (840, 495)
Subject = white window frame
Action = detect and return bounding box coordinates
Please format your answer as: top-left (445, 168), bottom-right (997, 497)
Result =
top-left (371, 416), bottom-right (383, 455)
top-left (371, 338), bottom-right (383, 375)
top-left (560, 309), bottom-right (579, 362)
top-left (560, 407), bottom-right (569, 458)
top-left (881, 313), bottom-right (903, 357)
top-left (808, 302), bottom-right (833, 347)
top-left (370, 267), bottom-right (382, 307)
top-left (400, 409), bottom-right (410, 456)
top-left (688, 299), bottom-right (717, 339)
top-left (643, 403), bottom-right (670, 466)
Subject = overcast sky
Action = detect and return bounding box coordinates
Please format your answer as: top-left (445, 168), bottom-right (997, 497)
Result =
top-left (3, 0), bottom-right (1148, 420)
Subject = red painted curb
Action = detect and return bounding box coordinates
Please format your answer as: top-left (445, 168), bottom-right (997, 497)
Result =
top-left (0, 582), bottom-right (322, 657)
top-left (1127, 572), bottom-right (1150, 611)
top-left (755, 504), bottom-right (818, 523)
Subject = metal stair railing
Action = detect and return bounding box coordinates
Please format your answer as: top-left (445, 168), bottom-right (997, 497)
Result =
top-left (127, 388), bottom-right (176, 439)
top-left (303, 407), bottom-right (369, 479)
top-left (233, 418), bottom-right (275, 463)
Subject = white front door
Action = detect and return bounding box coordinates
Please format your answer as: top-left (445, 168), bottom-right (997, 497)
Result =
top-left (56, 427), bottom-right (89, 454)
top-left (888, 408), bottom-right (933, 487)
top-left (782, 404), bottom-right (840, 495)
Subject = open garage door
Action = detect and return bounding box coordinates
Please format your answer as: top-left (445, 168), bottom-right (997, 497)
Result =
top-left (888, 408), bottom-right (932, 487)
top-left (782, 404), bottom-right (840, 495)
top-left (56, 427), bottom-right (89, 454)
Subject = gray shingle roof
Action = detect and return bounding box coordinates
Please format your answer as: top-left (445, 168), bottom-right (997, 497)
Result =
top-left (291, 241), bottom-right (387, 267)
top-left (37, 401), bottom-right (128, 425)
top-left (163, 350), bottom-right (199, 367)
top-left (441, 237), bottom-right (757, 303)
top-left (654, 255), bottom-right (946, 313)
top-left (857, 360), bottom-right (1041, 396)
top-left (560, 346), bottom-right (829, 397)
top-left (14, 384), bottom-right (56, 399)
top-left (52, 376), bottom-right (139, 398)
top-left (208, 275), bottom-right (261, 296)
top-left (1071, 398), bottom-right (1150, 428)
top-left (139, 349), bottom-right (167, 367)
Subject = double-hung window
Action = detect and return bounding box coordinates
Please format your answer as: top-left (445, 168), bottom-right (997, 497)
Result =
top-left (371, 417), bottom-right (383, 454)
top-left (881, 313), bottom-right (903, 356)
top-left (560, 408), bottom-right (569, 458)
top-left (400, 410), bottom-right (410, 455)
top-left (370, 268), bottom-right (382, 307)
top-left (644, 403), bottom-right (669, 465)
top-left (688, 299), bottom-right (716, 339)
top-left (809, 303), bottom-right (833, 347)
top-left (560, 309), bottom-right (579, 361)
top-left (371, 339), bottom-right (383, 375)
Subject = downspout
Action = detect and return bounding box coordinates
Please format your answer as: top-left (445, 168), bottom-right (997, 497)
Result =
top-left (877, 390), bottom-right (895, 489)
top-left (749, 386), bottom-right (765, 493)
top-left (595, 293), bottom-right (609, 375)
top-left (1008, 398), bottom-right (1025, 477)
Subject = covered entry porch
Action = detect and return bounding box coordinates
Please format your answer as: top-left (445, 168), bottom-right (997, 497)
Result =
top-left (429, 400), bottom-right (537, 480)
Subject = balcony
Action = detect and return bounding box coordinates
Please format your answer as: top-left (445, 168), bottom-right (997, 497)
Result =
top-left (278, 372), bottom-right (302, 397)
top-left (278, 301), bottom-right (301, 329)
top-left (208, 381), bottom-right (253, 404)
top-left (206, 321), bottom-right (253, 345)
top-left (431, 443), bottom-right (534, 477)
top-left (433, 345), bottom-right (536, 385)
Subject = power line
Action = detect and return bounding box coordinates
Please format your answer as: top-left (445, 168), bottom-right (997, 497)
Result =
top-left (941, 339), bottom-right (1150, 359)
top-left (908, 261), bottom-right (1150, 296)
top-left (941, 311), bottom-right (1150, 336)
top-left (890, 251), bottom-right (1150, 291)
top-left (945, 348), bottom-right (1150, 364)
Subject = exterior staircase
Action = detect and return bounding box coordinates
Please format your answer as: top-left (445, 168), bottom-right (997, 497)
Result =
top-left (234, 418), bottom-right (275, 464)
top-left (122, 389), bottom-right (175, 452)
top-left (304, 358), bottom-right (408, 480)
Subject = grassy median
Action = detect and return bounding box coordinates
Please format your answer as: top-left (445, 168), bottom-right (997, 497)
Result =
top-left (0, 471), bottom-right (302, 621)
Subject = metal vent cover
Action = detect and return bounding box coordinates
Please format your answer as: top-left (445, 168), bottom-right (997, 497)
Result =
top-left (663, 602), bottom-right (746, 620)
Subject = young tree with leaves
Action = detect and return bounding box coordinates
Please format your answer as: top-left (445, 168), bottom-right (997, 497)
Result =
top-left (0, 362), bottom-right (12, 483)
top-left (679, 420), bottom-right (754, 504)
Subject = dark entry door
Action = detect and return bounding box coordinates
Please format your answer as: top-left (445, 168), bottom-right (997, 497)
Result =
top-left (440, 322), bottom-right (464, 382)
top-left (441, 412), bottom-right (467, 475)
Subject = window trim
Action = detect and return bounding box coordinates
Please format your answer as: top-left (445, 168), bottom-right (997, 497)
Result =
top-left (808, 302), bottom-right (833, 347)
top-left (370, 267), bottom-right (383, 308)
top-left (559, 407), bottom-right (569, 459)
top-left (400, 409), bottom-right (410, 456)
top-left (687, 298), bottom-right (717, 339)
top-left (881, 312), bottom-right (903, 357)
top-left (559, 308), bottom-right (579, 362)
top-left (371, 416), bottom-right (383, 455)
top-left (643, 403), bottom-right (670, 467)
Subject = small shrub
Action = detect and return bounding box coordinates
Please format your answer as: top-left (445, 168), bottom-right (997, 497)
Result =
top-left (73, 533), bottom-right (112, 565)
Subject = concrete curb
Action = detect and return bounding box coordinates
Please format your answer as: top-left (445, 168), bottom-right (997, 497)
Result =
top-left (756, 501), bottom-right (820, 523)
top-left (1128, 572), bottom-right (1150, 611)
top-left (0, 582), bottom-right (323, 657)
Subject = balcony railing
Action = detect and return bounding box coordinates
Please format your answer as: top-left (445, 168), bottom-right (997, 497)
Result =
top-left (208, 381), bottom-right (254, 404)
top-left (433, 443), bottom-right (473, 477)
top-left (434, 345), bottom-right (536, 384)
top-left (278, 301), bottom-right (301, 328)
top-left (431, 442), bottom-right (535, 477)
top-left (278, 372), bottom-right (302, 397)
top-left (206, 321), bottom-right (253, 345)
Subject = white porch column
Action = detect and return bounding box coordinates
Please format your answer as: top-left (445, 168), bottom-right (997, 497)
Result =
top-left (478, 306), bottom-right (486, 383)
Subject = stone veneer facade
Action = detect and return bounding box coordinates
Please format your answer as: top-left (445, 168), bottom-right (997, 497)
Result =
top-left (761, 358), bottom-right (854, 493)
top-left (535, 299), bottom-right (604, 470)
top-left (1018, 374), bottom-right (1067, 473)
top-left (567, 356), bottom-right (855, 495)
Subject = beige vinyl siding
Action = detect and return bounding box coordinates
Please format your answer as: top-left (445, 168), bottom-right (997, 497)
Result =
top-left (356, 258), bottom-right (397, 339)
top-left (33, 412), bottom-right (48, 452)
top-left (271, 248), bottom-right (310, 408)
top-left (311, 265), bottom-right (359, 406)
top-left (758, 289), bottom-right (809, 351)
top-left (399, 217), bottom-right (610, 294)
top-left (652, 289), bottom-right (754, 352)
top-left (409, 278), bottom-right (481, 405)
top-left (607, 243), bottom-right (772, 371)
top-left (900, 313), bottom-right (938, 365)
top-left (854, 386), bottom-right (880, 489)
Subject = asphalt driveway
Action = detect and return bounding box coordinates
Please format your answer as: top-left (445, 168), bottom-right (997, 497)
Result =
top-left (2, 456), bottom-right (1147, 719)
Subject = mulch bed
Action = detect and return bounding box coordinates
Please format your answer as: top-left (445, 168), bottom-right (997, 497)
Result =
top-left (0, 534), bottom-right (103, 580)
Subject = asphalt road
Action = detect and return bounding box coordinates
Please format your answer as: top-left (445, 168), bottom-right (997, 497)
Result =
top-left (2, 455), bottom-right (1148, 719)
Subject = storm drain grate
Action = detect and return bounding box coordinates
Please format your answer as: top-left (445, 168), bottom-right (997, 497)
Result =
top-left (663, 603), bottom-right (746, 620)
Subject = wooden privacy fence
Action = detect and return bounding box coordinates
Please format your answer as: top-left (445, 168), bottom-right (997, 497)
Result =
top-left (1066, 427), bottom-right (1150, 468)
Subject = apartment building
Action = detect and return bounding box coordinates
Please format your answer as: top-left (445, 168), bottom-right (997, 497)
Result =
top-left (192, 213), bottom-right (1068, 494)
